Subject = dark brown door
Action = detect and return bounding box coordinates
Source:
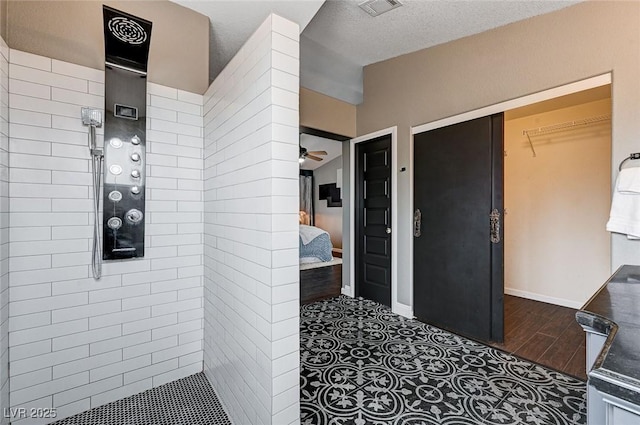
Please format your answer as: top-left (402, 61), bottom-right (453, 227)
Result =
top-left (413, 114), bottom-right (504, 342)
top-left (356, 134), bottom-right (392, 307)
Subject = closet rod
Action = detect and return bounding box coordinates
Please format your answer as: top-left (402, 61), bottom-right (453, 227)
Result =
top-left (522, 114), bottom-right (611, 138)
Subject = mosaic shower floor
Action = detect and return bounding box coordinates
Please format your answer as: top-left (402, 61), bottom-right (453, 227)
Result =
top-left (51, 373), bottom-right (231, 425)
top-left (300, 296), bottom-right (586, 425)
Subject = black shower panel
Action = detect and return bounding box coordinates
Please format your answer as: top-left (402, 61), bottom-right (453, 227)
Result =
top-left (102, 6), bottom-right (152, 260)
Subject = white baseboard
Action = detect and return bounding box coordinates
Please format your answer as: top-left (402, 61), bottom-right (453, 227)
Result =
top-left (504, 287), bottom-right (583, 309)
top-left (393, 302), bottom-right (413, 319)
top-left (341, 285), bottom-right (354, 297)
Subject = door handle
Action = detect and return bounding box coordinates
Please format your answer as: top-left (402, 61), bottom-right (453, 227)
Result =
top-left (490, 208), bottom-right (501, 244)
top-left (414, 208), bottom-right (422, 237)
top-left (386, 227), bottom-right (391, 234)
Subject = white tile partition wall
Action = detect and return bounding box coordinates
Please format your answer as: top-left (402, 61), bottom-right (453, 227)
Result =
top-left (203, 14), bottom-right (300, 425)
top-left (7, 49), bottom-right (204, 423)
top-left (0, 36), bottom-right (10, 425)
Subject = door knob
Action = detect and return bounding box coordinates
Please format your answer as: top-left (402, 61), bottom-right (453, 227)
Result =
top-left (386, 227), bottom-right (391, 234)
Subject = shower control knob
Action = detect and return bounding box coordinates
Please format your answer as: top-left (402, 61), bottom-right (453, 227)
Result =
top-left (130, 186), bottom-right (141, 195)
top-left (131, 135), bottom-right (141, 145)
top-left (131, 153), bottom-right (141, 162)
top-left (125, 209), bottom-right (143, 225)
top-left (131, 169), bottom-right (140, 179)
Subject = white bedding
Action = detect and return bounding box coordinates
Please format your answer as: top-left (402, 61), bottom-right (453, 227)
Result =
top-left (300, 257), bottom-right (342, 271)
top-left (299, 224), bottom-right (328, 245)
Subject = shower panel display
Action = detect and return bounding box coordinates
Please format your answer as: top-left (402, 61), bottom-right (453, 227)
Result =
top-left (102, 6), bottom-right (152, 260)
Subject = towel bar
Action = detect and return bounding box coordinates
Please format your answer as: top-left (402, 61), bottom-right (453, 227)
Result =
top-left (618, 153), bottom-right (640, 171)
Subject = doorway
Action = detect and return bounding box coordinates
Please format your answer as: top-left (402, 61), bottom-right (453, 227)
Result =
top-left (355, 134), bottom-right (393, 307)
top-left (299, 127), bottom-right (349, 305)
top-left (411, 76), bottom-right (612, 376)
top-left (502, 85), bottom-right (611, 307)
top-left (348, 127), bottom-right (398, 311)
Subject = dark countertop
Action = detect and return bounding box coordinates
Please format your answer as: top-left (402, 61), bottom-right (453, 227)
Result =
top-left (576, 265), bottom-right (640, 405)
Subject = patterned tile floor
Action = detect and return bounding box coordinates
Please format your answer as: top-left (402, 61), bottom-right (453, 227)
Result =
top-left (300, 296), bottom-right (587, 425)
top-left (51, 373), bottom-right (231, 425)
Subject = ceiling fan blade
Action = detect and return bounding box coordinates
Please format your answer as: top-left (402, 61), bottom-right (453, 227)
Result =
top-left (306, 154), bottom-right (323, 161)
top-left (308, 150), bottom-right (328, 155)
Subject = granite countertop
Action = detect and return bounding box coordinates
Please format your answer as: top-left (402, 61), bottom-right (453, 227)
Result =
top-left (576, 265), bottom-right (640, 404)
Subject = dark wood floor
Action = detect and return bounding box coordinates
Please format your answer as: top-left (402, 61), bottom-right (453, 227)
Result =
top-left (487, 295), bottom-right (586, 381)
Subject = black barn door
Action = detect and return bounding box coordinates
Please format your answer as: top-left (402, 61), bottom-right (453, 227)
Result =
top-left (413, 114), bottom-right (504, 342)
top-left (356, 135), bottom-right (392, 307)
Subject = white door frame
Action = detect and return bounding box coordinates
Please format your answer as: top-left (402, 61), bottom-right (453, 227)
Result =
top-left (409, 73), bottom-right (612, 313)
top-left (346, 126), bottom-right (399, 314)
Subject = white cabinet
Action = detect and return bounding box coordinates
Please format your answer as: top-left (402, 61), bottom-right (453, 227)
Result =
top-left (584, 329), bottom-right (607, 425)
top-left (602, 393), bottom-right (640, 425)
top-left (584, 328), bottom-right (640, 425)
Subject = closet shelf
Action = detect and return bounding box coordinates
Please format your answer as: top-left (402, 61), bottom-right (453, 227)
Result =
top-left (522, 114), bottom-right (611, 138)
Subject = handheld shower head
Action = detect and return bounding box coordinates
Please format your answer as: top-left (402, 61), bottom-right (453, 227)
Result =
top-left (81, 107), bottom-right (103, 128)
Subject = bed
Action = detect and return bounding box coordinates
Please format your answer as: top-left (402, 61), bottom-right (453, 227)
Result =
top-left (299, 224), bottom-right (342, 304)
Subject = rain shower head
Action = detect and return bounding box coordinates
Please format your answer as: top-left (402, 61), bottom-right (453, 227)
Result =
top-left (108, 16), bottom-right (148, 46)
top-left (103, 6), bottom-right (152, 73)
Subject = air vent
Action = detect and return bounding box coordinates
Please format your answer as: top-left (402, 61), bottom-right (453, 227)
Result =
top-left (359, 0), bottom-right (403, 17)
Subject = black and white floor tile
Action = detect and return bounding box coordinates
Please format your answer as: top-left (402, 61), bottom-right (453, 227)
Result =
top-left (51, 372), bottom-right (231, 425)
top-left (300, 296), bottom-right (586, 425)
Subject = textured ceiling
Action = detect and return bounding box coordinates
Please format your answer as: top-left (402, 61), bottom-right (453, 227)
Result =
top-left (302, 0), bottom-right (581, 67)
top-left (300, 0), bottom-right (581, 103)
top-left (173, 0), bottom-right (581, 103)
top-left (170, 0), bottom-right (324, 81)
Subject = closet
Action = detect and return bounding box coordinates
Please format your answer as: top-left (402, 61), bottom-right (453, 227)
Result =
top-left (503, 85), bottom-right (612, 308)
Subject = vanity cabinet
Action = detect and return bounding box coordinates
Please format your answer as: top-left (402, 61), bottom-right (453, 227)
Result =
top-left (582, 329), bottom-right (606, 424)
top-left (577, 265), bottom-right (640, 425)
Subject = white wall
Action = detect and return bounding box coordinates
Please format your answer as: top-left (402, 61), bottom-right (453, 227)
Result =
top-left (504, 98), bottom-right (611, 308)
top-left (7, 50), bottom-right (204, 423)
top-left (0, 35), bottom-right (9, 425)
top-left (313, 155), bottom-right (343, 248)
top-left (203, 14), bottom-right (300, 425)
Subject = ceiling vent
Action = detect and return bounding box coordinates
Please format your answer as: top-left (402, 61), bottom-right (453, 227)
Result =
top-left (359, 0), bottom-right (403, 17)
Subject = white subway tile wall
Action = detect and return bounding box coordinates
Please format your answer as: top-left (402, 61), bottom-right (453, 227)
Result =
top-left (0, 36), bottom-right (9, 425)
top-left (203, 15), bottom-right (300, 425)
top-left (7, 49), bottom-right (204, 423)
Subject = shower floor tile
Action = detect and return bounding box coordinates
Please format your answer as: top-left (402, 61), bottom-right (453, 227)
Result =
top-left (51, 372), bottom-right (231, 425)
top-left (300, 296), bottom-right (587, 425)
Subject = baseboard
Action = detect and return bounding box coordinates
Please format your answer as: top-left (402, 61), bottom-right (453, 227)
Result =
top-left (504, 287), bottom-right (583, 309)
top-left (341, 285), bottom-right (354, 297)
top-left (393, 302), bottom-right (413, 319)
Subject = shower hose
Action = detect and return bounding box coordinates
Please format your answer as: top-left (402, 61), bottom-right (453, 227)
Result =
top-left (90, 125), bottom-right (103, 279)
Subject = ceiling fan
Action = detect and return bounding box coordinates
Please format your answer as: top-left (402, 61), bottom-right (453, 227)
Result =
top-left (299, 146), bottom-right (327, 162)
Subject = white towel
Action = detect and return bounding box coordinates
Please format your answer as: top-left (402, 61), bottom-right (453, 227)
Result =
top-left (299, 224), bottom-right (328, 245)
top-left (606, 168), bottom-right (640, 238)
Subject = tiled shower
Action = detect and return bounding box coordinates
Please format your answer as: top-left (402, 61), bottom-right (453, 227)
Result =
top-left (0, 13), bottom-right (300, 425)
